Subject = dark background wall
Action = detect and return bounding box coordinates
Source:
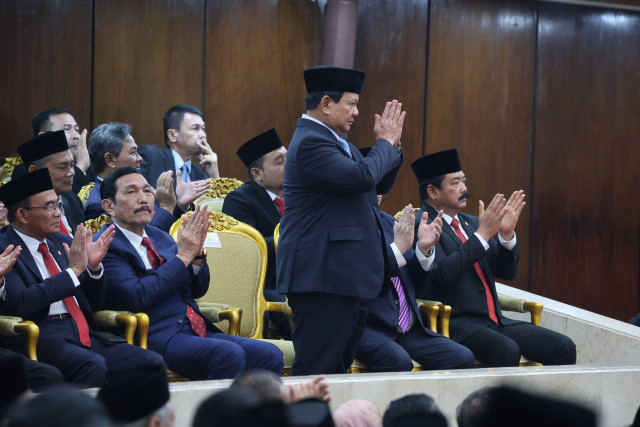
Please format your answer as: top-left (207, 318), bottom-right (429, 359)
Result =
top-left (1, 0), bottom-right (639, 321)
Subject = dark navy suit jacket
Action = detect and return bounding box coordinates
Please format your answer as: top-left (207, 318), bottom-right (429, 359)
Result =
top-left (416, 203), bottom-right (522, 342)
top-left (0, 226), bottom-right (104, 350)
top-left (138, 144), bottom-right (209, 190)
top-left (97, 224), bottom-right (212, 355)
top-left (222, 181), bottom-right (280, 292)
top-left (359, 212), bottom-right (438, 349)
top-left (276, 118), bottom-right (402, 299)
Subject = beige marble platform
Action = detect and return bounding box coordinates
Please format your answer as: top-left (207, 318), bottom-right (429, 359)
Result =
top-left (165, 286), bottom-right (640, 426)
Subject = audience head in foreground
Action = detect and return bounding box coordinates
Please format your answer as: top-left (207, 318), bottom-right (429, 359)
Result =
top-left (383, 394), bottom-right (447, 427)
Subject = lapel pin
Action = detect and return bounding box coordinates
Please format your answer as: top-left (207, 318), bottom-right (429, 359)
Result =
top-left (57, 251), bottom-right (62, 256)
top-left (465, 221), bottom-right (469, 226)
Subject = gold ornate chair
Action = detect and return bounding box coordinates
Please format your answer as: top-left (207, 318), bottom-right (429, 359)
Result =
top-left (169, 211), bottom-right (294, 374)
top-left (0, 316), bottom-right (39, 360)
top-left (0, 156), bottom-right (21, 184)
top-left (77, 182), bottom-right (95, 206)
top-left (194, 177), bottom-right (243, 212)
top-left (84, 214), bottom-right (111, 234)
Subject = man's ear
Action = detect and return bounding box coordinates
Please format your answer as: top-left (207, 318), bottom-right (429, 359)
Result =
top-left (101, 199), bottom-right (115, 216)
top-left (28, 164), bottom-right (38, 173)
top-left (166, 129), bottom-right (177, 144)
top-left (427, 184), bottom-right (438, 201)
top-left (249, 167), bottom-right (263, 182)
top-left (320, 95), bottom-right (333, 115)
top-left (104, 152), bottom-right (116, 169)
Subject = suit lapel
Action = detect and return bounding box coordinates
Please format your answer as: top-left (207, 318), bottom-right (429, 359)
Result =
top-left (113, 227), bottom-right (149, 270)
top-left (162, 145), bottom-right (177, 175)
top-left (250, 181), bottom-right (281, 223)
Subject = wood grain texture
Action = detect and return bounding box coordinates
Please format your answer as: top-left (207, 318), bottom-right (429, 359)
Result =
top-left (351, 0), bottom-right (430, 215)
top-left (0, 0), bottom-right (92, 157)
top-left (532, 2), bottom-right (640, 320)
top-left (425, 0), bottom-right (536, 289)
top-left (93, 0), bottom-right (205, 148)
top-left (204, 0), bottom-right (321, 180)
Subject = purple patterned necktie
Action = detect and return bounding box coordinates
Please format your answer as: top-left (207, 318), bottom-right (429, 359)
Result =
top-left (391, 276), bottom-right (411, 333)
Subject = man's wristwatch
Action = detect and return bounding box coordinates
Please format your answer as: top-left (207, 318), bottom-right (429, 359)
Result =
top-left (395, 141), bottom-right (402, 153)
top-left (194, 248), bottom-right (207, 260)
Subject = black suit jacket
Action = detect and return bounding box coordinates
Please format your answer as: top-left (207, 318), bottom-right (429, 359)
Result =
top-left (60, 191), bottom-right (85, 232)
top-left (359, 212), bottom-right (438, 349)
top-left (222, 181), bottom-right (280, 291)
top-left (0, 227), bottom-right (105, 338)
top-left (138, 144), bottom-right (209, 190)
top-left (276, 118), bottom-right (402, 299)
top-left (415, 203), bottom-right (522, 342)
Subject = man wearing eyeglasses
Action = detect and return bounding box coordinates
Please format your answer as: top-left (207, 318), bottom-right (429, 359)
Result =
top-left (0, 169), bottom-right (165, 388)
top-left (15, 131), bottom-right (85, 236)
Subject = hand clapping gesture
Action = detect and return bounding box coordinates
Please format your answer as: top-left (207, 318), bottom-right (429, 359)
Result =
top-left (175, 171), bottom-right (211, 211)
top-left (498, 190), bottom-right (526, 241)
top-left (476, 194), bottom-right (507, 242)
top-left (176, 205), bottom-right (211, 267)
top-left (393, 205), bottom-right (415, 254)
top-left (417, 210), bottom-right (443, 256)
top-left (155, 170), bottom-right (177, 213)
top-left (373, 100), bottom-right (406, 147)
top-left (0, 244), bottom-right (22, 281)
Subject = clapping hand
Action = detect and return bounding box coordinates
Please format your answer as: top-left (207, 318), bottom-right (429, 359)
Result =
top-left (417, 210), bottom-right (443, 256)
top-left (75, 129), bottom-right (91, 172)
top-left (476, 194), bottom-right (507, 242)
top-left (498, 190), bottom-right (526, 240)
top-left (86, 224), bottom-right (115, 271)
top-left (176, 205), bottom-right (211, 267)
top-left (373, 100), bottom-right (406, 147)
top-left (175, 171), bottom-right (211, 210)
top-left (393, 205), bottom-right (416, 254)
top-left (0, 244), bottom-right (21, 281)
top-left (155, 171), bottom-right (177, 213)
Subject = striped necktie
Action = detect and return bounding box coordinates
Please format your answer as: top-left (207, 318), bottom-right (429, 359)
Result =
top-left (391, 276), bottom-right (411, 333)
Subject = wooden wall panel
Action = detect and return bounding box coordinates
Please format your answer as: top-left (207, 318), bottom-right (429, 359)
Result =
top-left (425, 0), bottom-right (536, 289)
top-left (532, 3), bottom-right (640, 320)
top-left (351, 0), bottom-right (430, 216)
top-left (93, 0), bottom-right (205, 148)
top-left (204, 0), bottom-right (321, 180)
top-left (0, 0), bottom-right (92, 157)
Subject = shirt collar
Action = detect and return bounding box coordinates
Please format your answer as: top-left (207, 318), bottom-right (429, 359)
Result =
top-left (114, 222), bottom-right (148, 248)
top-left (13, 228), bottom-right (48, 258)
top-left (301, 114), bottom-right (342, 143)
top-left (442, 213), bottom-right (460, 226)
top-left (170, 147), bottom-right (191, 171)
top-left (264, 188), bottom-right (278, 202)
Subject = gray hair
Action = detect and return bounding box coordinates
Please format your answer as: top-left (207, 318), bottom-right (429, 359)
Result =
top-left (89, 122), bottom-right (132, 174)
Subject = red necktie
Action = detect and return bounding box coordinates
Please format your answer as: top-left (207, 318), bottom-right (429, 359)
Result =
top-left (37, 242), bottom-right (91, 347)
top-left (141, 237), bottom-right (164, 269)
top-left (450, 218), bottom-right (499, 324)
top-left (274, 197), bottom-right (285, 217)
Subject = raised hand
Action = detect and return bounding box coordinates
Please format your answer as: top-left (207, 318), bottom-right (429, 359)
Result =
top-left (476, 193), bottom-right (507, 242)
top-left (417, 210), bottom-right (443, 255)
top-left (393, 204), bottom-right (415, 254)
top-left (63, 224), bottom-right (89, 277)
top-left (86, 224), bottom-right (115, 271)
top-left (176, 205), bottom-right (211, 266)
top-left (282, 375), bottom-right (331, 404)
top-left (155, 170), bottom-right (176, 213)
top-left (197, 138), bottom-right (220, 179)
top-left (75, 129), bottom-right (90, 172)
top-left (0, 245), bottom-right (22, 280)
top-left (499, 190), bottom-right (526, 240)
top-left (175, 171), bottom-right (211, 210)
top-left (373, 100), bottom-right (406, 147)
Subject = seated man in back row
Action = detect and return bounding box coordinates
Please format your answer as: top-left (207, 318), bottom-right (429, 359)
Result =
top-left (412, 149), bottom-right (576, 367)
top-left (97, 167), bottom-right (283, 380)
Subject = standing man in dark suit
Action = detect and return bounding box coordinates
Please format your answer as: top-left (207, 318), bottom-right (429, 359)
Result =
top-left (0, 169), bottom-right (164, 387)
top-left (138, 104), bottom-right (218, 194)
top-left (356, 202), bottom-right (475, 372)
top-left (222, 128), bottom-right (290, 338)
top-left (16, 131), bottom-right (85, 235)
top-left (277, 66), bottom-right (406, 375)
top-left (412, 149), bottom-right (576, 367)
top-left (13, 108), bottom-right (94, 193)
top-left (98, 167), bottom-right (283, 380)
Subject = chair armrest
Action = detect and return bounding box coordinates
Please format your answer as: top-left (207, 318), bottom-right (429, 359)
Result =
top-left (416, 299), bottom-right (441, 333)
top-left (132, 313), bottom-right (149, 349)
top-left (198, 303), bottom-right (242, 336)
top-left (498, 295), bottom-right (543, 326)
top-left (0, 316), bottom-right (40, 361)
top-left (93, 310), bottom-right (138, 345)
top-left (437, 304), bottom-right (451, 338)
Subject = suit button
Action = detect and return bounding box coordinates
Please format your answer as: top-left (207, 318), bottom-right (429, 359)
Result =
top-left (377, 230), bottom-right (381, 235)
top-left (178, 320), bottom-right (183, 324)
top-left (392, 321), bottom-right (398, 326)
top-left (394, 300), bottom-right (399, 305)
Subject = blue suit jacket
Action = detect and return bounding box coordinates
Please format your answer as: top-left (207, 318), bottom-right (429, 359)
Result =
top-left (276, 118), bottom-right (402, 299)
top-left (97, 224), bottom-right (212, 355)
top-left (359, 213), bottom-right (438, 348)
top-left (416, 203), bottom-right (522, 342)
top-left (84, 178), bottom-right (178, 232)
top-left (138, 144), bottom-right (209, 191)
top-left (0, 226), bottom-right (105, 350)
